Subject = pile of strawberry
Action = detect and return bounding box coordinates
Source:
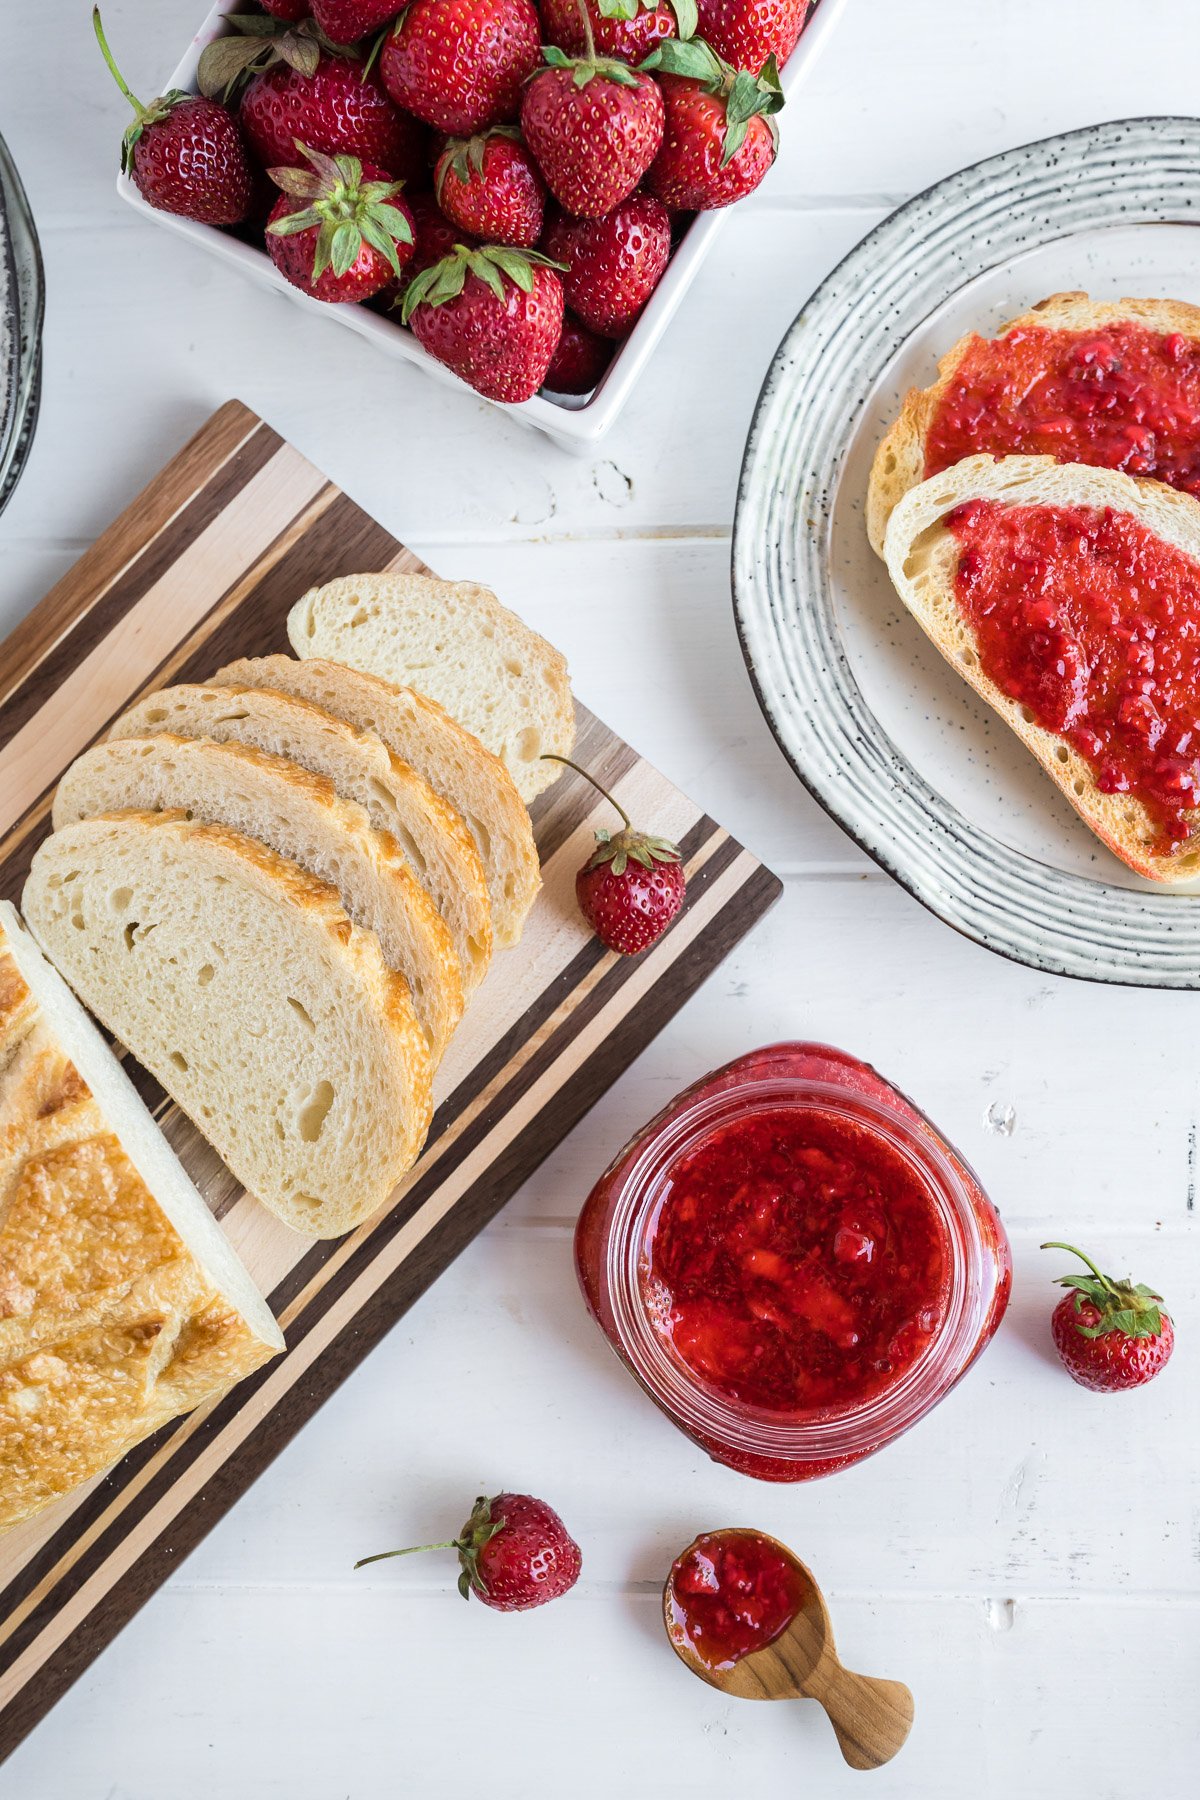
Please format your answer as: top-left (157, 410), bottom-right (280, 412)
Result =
top-left (95, 0), bottom-right (812, 404)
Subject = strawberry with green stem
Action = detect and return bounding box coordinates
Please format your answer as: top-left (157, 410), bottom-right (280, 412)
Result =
top-left (543, 755), bottom-right (686, 954)
top-left (94, 7), bottom-right (253, 225)
top-left (435, 128), bottom-right (546, 248)
top-left (266, 144), bottom-right (414, 302)
top-left (401, 243), bottom-right (566, 402)
top-left (356, 1492), bottom-right (582, 1613)
top-left (642, 35), bottom-right (784, 209)
top-left (521, 7), bottom-right (665, 218)
top-left (1042, 1241), bottom-right (1175, 1392)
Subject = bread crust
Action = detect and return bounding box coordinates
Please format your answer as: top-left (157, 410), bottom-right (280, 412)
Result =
top-left (0, 910), bottom-right (280, 1532)
top-left (867, 293), bottom-right (1200, 557)
top-left (883, 452), bottom-right (1200, 884)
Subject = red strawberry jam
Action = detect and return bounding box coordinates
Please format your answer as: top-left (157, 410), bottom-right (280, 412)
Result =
top-left (644, 1107), bottom-right (950, 1413)
top-left (576, 1046), bottom-right (1010, 1482)
top-left (925, 323), bottom-right (1200, 495)
top-left (666, 1530), bottom-right (805, 1673)
top-left (947, 498), bottom-right (1200, 853)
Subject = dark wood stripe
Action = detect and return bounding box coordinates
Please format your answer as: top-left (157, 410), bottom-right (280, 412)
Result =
top-left (0, 822), bottom-right (741, 1665)
top-left (0, 404), bottom-right (263, 708)
top-left (0, 425), bottom-right (281, 758)
top-left (0, 854), bottom-right (780, 1764)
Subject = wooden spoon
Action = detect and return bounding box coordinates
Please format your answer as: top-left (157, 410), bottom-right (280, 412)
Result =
top-left (663, 1529), bottom-right (914, 1771)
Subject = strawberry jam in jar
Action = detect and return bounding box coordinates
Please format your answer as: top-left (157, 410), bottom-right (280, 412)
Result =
top-left (576, 1045), bottom-right (1010, 1480)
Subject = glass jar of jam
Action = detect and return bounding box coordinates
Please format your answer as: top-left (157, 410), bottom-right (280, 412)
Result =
top-left (576, 1044), bottom-right (1011, 1481)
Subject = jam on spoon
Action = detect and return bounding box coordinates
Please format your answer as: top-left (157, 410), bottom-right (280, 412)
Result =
top-left (665, 1528), bottom-right (806, 1673)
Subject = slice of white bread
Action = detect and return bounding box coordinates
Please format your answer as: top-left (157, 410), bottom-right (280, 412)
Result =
top-left (883, 452), bottom-right (1200, 883)
top-left (287, 573), bottom-right (575, 803)
top-left (53, 735), bottom-right (463, 1065)
top-left (214, 657), bottom-right (541, 950)
top-left (0, 901), bottom-right (283, 1531)
top-left (107, 683), bottom-right (492, 994)
top-left (22, 813), bottom-right (433, 1237)
top-left (868, 293), bottom-right (1200, 557)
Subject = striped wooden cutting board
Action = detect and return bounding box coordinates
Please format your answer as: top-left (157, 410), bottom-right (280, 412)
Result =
top-left (0, 400), bottom-right (780, 1762)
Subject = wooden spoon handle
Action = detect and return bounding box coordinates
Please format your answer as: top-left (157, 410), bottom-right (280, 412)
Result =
top-left (809, 1662), bottom-right (914, 1769)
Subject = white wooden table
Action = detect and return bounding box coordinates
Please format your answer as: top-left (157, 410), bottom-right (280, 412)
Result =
top-left (2, 3), bottom-right (1198, 1791)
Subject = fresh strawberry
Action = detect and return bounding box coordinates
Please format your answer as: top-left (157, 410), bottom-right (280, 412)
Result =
top-left (544, 192), bottom-right (671, 337)
top-left (258, 0), bottom-right (311, 18)
top-left (520, 29), bottom-right (664, 218)
top-left (225, 37), bottom-right (426, 181)
top-left (356, 1491), bottom-right (582, 1613)
top-left (94, 9), bottom-right (253, 226)
top-left (695, 0), bottom-right (810, 68)
top-left (642, 36), bottom-right (783, 208)
top-left (380, 0), bottom-right (541, 135)
top-left (539, 0), bottom-right (689, 62)
top-left (311, 0), bottom-right (404, 38)
top-left (435, 128), bottom-right (545, 247)
top-left (266, 146), bottom-right (414, 301)
top-left (402, 244), bottom-right (564, 401)
top-left (1042, 1242), bottom-right (1175, 1392)
top-left (543, 313), bottom-right (613, 391)
top-left (544, 757), bottom-right (686, 953)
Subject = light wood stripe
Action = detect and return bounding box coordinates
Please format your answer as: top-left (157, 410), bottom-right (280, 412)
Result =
top-left (0, 846), bottom-right (758, 1706)
top-left (0, 443), bottom-right (324, 836)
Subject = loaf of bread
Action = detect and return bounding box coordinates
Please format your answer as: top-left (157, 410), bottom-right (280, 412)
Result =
top-left (868, 292), bottom-right (1200, 557)
top-left (0, 901), bottom-right (283, 1532)
top-left (287, 573), bottom-right (575, 803)
top-left (213, 656), bottom-right (541, 950)
top-left (108, 682), bottom-right (492, 994)
top-left (22, 813), bottom-right (433, 1236)
top-left (53, 734), bottom-right (464, 1064)
top-left (882, 452), bottom-right (1200, 882)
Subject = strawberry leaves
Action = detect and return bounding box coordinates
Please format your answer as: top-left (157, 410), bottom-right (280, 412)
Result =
top-left (1042, 1242), bottom-right (1167, 1340)
top-left (540, 44), bottom-right (646, 91)
top-left (197, 14), bottom-right (351, 102)
top-left (267, 143), bottom-right (412, 280)
top-left (585, 826), bottom-right (682, 876)
top-left (598, 0), bottom-right (698, 37)
top-left (641, 35), bottom-right (784, 163)
top-left (400, 243), bottom-right (565, 321)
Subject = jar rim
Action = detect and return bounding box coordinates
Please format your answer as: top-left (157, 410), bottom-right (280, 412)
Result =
top-left (603, 1075), bottom-right (995, 1464)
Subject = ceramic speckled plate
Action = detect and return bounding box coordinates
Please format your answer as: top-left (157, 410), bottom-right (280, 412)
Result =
top-left (734, 117), bottom-right (1200, 987)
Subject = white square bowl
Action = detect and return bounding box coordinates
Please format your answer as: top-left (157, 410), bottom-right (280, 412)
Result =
top-left (117, 0), bottom-right (848, 451)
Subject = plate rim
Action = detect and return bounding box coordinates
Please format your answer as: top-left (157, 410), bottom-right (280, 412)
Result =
top-left (732, 114), bottom-right (1200, 989)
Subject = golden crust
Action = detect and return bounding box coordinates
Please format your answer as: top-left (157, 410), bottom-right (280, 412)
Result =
top-left (883, 452), bottom-right (1200, 884)
top-left (0, 917), bottom-right (279, 1533)
top-left (867, 293), bottom-right (1200, 558)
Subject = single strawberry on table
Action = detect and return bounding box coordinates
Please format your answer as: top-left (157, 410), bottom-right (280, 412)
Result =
top-left (642, 36), bottom-right (784, 209)
top-left (543, 312), bottom-right (613, 392)
top-left (94, 8), bottom-right (253, 226)
top-left (543, 756), bottom-right (686, 954)
top-left (380, 0), bottom-right (542, 136)
top-left (435, 128), bottom-right (545, 248)
top-left (356, 1492), bottom-right (582, 1612)
top-left (695, 0), bottom-right (811, 69)
top-left (544, 191), bottom-right (672, 338)
top-left (1042, 1241), bottom-right (1175, 1392)
top-left (539, 0), bottom-right (694, 62)
top-left (266, 145), bottom-right (414, 302)
top-left (401, 243), bottom-right (565, 402)
top-left (521, 26), bottom-right (665, 219)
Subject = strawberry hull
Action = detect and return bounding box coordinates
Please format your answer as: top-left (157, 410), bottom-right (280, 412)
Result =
top-left (116, 0), bottom-right (848, 450)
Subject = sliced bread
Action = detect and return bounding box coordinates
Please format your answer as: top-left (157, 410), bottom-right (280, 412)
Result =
top-left (107, 683), bottom-right (492, 993)
top-left (0, 901), bottom-right (282, 1531)
top-left (882, 452), bottom-right (1200, 883)
top-left (53, 735), bottom-right (463, 1064)
top-left (868, 292), bottom-right (1200, 557)
top-left (287, 572), bottom-right (575, 802)
top-left (214, 656), bottom-right (541, 950)
top-left (22, 813), bottom-right (433, 1237)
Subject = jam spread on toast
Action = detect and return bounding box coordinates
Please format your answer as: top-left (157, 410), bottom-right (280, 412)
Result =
top-left (926, 322), bottom-right (1200, 495)
top-left (666, 1531), bottom-right (805, 1672)
top-left (948, 498), bottom-right (1200, 852)
top-left (642, 1104), bottom-right (951, 1413)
